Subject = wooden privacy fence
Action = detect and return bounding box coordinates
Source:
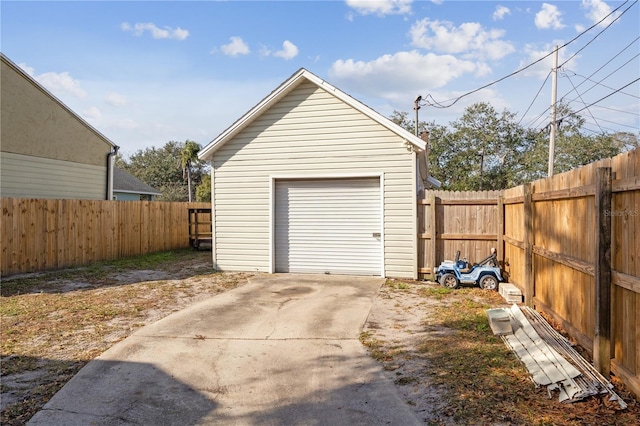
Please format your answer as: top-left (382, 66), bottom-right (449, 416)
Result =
top-left (1, 199), bottom-right (210, 276)
top-left (418, 148), bottom-right (639, 398)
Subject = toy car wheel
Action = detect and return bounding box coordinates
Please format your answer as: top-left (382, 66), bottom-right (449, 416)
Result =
top-left (440, 273), bottom-right (459, 289)
top-left (479, 275), bottom-right (498, 291)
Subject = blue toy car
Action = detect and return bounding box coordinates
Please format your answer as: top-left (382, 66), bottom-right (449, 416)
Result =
top-left (434, 249), bottom-right (503, 290)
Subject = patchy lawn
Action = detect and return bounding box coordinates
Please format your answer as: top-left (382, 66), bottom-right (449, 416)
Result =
top-left (362, 279), bottom-right (640, 425)
top-left (0, 249), bottom-right (250, 425)
top-left (1, 253), bottom-right (638, 425)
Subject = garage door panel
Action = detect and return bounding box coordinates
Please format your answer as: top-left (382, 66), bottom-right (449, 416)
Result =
top-left (275, 178), bottom-right (381, 276)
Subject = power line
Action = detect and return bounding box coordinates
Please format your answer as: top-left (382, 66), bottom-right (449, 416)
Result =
top-left (561, 53), bottom-right (640, 102)
top-left (517, 71), bottom-right (551, 125)
top-left (421, 0), bottom-right (634, 109)
top-left (564, 72), bottom-right (604, 132)
top-left (558, 78), bottom-right (640, 121)
top-left (580, 103), bottom-right (640, 117)
top-left (557, 1), bottom-right (637, 69)
top-left (583, 116), bottom-right (639, 130)
top-left (559, 36), bottom-right (640, 100)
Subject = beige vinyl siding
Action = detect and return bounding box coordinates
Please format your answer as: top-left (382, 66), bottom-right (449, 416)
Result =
top-left (1, 151), bottom-right (107, 199)
top-left (211, 81), bottom-right (416, 278)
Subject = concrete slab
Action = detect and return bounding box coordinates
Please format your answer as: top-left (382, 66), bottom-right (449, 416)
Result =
top-left (28, 274), bottom-right (422, 425)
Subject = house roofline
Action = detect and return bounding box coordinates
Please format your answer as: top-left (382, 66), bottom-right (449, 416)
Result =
top-left (114, 189), bottom-right (162, 196)
top-left (198, 68), bottom-right (426, 161)
top-left (1, 52), bottom-right (117, 150)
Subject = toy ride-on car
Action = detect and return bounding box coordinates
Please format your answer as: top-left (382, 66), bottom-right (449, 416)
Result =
top-left (434, 248), bottom-right (503, 290)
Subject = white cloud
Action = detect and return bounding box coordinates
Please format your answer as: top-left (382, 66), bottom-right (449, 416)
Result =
top-left (17, 62), bottom-right (35, 76)
top-left (121, 22), bottom-right (189, 40)
top-left (581, 0), bottom-right (620, 26)
top-left (518, 43), bottom-right (574, 79)
top-left (329, 50), bottom-right (480, 96)
top-left (221, 36), bottom-right (250, 56)
top-left (535, 3), bottom-right (565, 30)
top-left (409, 19), bottom-right (515, 60)
top-left (36, 71), bottom-right (87, 99)
top-left (346, 0), bottom-right (412, 16)
top-left (83, 106), bottom-right (102, 121)
top-left (106, 92), bottom-right (128, 107)
top-left (493, 5), bottom-right (511, 21)
top-left (267, 40), bottom-right (299, 60)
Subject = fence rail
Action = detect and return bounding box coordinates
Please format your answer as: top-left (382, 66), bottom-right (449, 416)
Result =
top-left (418, 148), bottom-right (639, 399)
top-left (1, 199), bottom-right (210, 276)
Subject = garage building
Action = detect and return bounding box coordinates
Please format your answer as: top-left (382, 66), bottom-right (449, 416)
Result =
top-left (198, 69), bottom-right (429, 279)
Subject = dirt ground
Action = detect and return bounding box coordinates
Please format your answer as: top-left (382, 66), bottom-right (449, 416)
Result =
top-left (1, 250), bottom-right (638, 425)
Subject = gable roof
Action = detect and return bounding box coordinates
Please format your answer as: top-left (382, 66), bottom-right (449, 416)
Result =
top-left (113, 168), bottom-right (162, 196)
top-left (198, 68), bottom-right (426, 161)
top-left (1, 53), bottom-right (117, 150)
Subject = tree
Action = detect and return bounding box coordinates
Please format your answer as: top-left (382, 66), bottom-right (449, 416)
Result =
top-left (196, 174), bottom-right (211, 202)
top-left (117, 140), bottom-right (207, 201)
top-left (181, 140), bottom-right (202, 202)
top-left (522, 103), bottom-right (630, 180)
top-left (390, 102), bottom-right (632, 191)
top-left (432, 103), bottom-right (527, 190)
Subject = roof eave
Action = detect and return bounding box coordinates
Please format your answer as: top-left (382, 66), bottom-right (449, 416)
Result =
top-left (114, 189), bottom-right (162, 196)
top-left (198, 68), bottom-right (309, 161)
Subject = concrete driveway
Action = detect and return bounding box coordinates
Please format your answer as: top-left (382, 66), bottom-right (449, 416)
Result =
top-left (28, 274), bottom-right (422, 425)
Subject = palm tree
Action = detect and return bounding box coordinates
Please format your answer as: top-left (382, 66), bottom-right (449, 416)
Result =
top-left (181, 140), bottom-right (201, 202)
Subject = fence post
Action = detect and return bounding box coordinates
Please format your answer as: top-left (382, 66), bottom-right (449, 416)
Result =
top-left (594, 167), bottom-right (612, 376)
top-left (523, 184), bottom-right (534, 307)
top-left (497, 194), bottom-right (504, 264)
top-left (429, 192), bottom-right (437, 279)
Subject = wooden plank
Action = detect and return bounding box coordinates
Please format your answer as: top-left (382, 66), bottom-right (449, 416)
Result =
top-left (439, 233), bottom-right (497, 240)
top-left (439, 199), bottom-right (498, 205)
top-left (503, 235), bottom-right (524, 250)
top-left (503, 196), bottom-right (524, 205)
top-left (594, 167), bottom-right (612, 377)
top-left (44, 199), bottom-right (57, 270)
top-left (532, 245), bottom-right (595, 276)
top-left (532, 184), bottom-right (595, 201)
top-left (613, 271), bottom-right (640, 294)
top-left (428, 192), bottom-right (437, 273)
top-left (497, 195), bottom-right (504, 264)
top-left (524, 183), bottom-right (534, 306)
top-left (534, 297), bottom-right (594, 356)
top-left (612, 175), bottom-right (640, 192)
top-left (611, 360), bottom-right (640, 401)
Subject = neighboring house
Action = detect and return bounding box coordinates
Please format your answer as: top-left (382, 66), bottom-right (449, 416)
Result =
top-left (0, 53), bottom-right (119, 200)
top-left (198, 68), bottom-right (433, 279)
top-left (113, 167), bottom-right (162, 201)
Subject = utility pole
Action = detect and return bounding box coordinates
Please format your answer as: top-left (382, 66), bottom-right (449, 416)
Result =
top-left (548, 45), bottom-right (558, 177)
top-left (414, 95), bottom-right (422, 136)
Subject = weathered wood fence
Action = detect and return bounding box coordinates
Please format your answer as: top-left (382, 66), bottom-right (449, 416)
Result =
top-left (418, 148), bottom-right (639, 398)
top-left (1, 199), bottom-right (210, 276)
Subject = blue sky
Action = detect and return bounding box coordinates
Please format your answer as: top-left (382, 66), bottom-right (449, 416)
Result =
top-left (2, 0), bottom-right (638, 156)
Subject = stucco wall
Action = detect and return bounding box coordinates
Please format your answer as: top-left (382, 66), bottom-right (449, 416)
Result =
top-left (1, 56), bottom-right (113, 167)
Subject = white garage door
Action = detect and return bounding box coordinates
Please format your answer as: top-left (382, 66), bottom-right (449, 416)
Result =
top-left (275, 178), bottom-right (382, 275)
